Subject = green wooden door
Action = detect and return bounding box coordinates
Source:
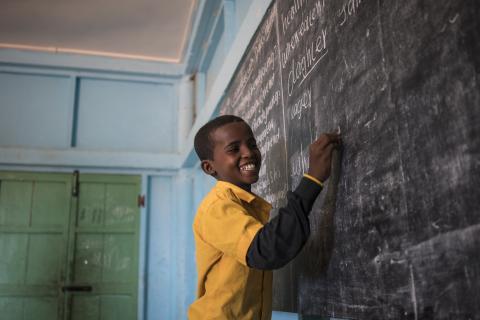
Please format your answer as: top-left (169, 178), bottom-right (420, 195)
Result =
top-left (0, 172), bottom-right (72, 320)
top-left (67, 174), bottom-right (140, 320)
top-left (0, 172), bottom-right (141, 320)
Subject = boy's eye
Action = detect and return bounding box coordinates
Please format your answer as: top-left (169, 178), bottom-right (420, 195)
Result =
top-left (226, 146), bottom-right (239, 153)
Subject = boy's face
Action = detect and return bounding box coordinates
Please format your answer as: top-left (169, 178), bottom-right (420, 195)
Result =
top-left (202, 121), bottom-right (261, 192)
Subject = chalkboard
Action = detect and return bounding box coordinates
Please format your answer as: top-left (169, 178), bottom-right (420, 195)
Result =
top-left (220, 0), bottom-right (480, 319)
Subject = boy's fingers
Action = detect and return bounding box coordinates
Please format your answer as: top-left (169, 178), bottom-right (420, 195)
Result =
top-left (324, 133), bottom-right (341, 143)
top-left (323, 141), bottom-right (337, 154)
top-left (315, 133), bottom-right (341, 143)
top-left (313, 134), bottom-right (341, 149)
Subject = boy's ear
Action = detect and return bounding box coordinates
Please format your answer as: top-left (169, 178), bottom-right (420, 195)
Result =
top-left (201, 160), bottom-right (216, 177)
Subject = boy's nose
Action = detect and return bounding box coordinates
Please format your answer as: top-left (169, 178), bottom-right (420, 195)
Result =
top-left (240, 145), bottom-right (255, 157)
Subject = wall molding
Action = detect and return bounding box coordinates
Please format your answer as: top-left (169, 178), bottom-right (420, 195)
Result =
top-left (0, 48), bottom-right (184, 77)
top-left (0, 147), bottom-right (181, 171)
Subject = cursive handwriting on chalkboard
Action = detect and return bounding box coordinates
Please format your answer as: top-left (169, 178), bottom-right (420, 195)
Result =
top-left (287, 29), bottom-right (327, 96)
top-left (289, 86), bottom-right (312, 120)
top-left (337, 0), bottom-right (364, 26)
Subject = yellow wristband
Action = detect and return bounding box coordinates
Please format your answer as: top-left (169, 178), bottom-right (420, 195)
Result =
top-left (303, 173), bottom-right (324, 187)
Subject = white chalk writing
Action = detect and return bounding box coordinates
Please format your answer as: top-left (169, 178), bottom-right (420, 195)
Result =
top-left (281, 0), bottom-right (307, 35)
top-left (251, 90), bottom-right (281, 132)
top-left (287, 29), bottom-right (327, 96)
top-left (229, 9), bottom-right (276, 110)
top-left (257, 118), bottom-right (275, 144)
top-left (234, 49), bottom-right (276, 119)
top-left (281, 0), bottom-right (326, 69)
top-left (289, 87), bottom-right (312, 120)
top-left (253, 7), bottom-right (277, 61)
top-left (337, 0), bottom-right (364, 26)
top-left (262, 126), bottom-right (281, 154)
top-left (290, 147), bottom-right (309, 178)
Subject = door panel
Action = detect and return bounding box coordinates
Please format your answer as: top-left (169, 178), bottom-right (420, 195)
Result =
top-left (0, 172), bottom-right (72, 320)
top-left (67, 174), bottom-right (140, 320)
top-left (101, 295), bottom-right (134, 320)
top-left (74, 234), bottom-right (104, 282)
top-left (105, 184), bottom-right (138, 227)
top-left (0, 297), bottom-right (57, 320)
top-left (0, 172), bottom-right (140, 320)
top-left (0, 297), bottom-right (23, 319)
top-left (26, 234), bottom-right (63, 284)
top-left (0, 234), bottom-right (28, 284)
top-left (76, 183), bottom-right (105, 228)
top-left (71, 295), bottom-right (134, 320)
top-left (31, 181), bottom-right (69, 227)
top-left (24, 298), bottom-right (59, 319)
top-left (70, 295), bottom-right (99, 320)
top-left (0, 180), bottom-right (33, 225)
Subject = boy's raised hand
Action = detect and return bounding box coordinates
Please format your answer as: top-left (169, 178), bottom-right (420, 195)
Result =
top-left (307, 133), bottom-right (341, 183)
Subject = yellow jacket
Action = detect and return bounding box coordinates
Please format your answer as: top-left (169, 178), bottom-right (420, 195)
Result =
top-left (188, 181), bottom-right (272, 320)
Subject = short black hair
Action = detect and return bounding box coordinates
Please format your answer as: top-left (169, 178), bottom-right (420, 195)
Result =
top-left (194, 115), bottom-right (246, 161)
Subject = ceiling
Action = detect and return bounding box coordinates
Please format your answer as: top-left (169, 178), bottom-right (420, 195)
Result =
top-left (0, 0), bottom-right (197, 63)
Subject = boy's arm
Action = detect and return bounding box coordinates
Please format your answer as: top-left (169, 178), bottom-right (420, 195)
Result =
top-left (246, 176), bottom-right (321, 269)
top-left (246, 133), bottom-right (340, 270)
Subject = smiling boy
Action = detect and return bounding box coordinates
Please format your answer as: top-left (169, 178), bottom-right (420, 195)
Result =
top-left (188, 115), bottom-right (340, 320)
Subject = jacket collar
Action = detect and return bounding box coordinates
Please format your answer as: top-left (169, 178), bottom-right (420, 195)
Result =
top-left (215, 181), bottom-right (272, 210)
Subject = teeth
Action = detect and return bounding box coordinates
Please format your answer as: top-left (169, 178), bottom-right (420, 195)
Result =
top-left (241, 164), bottom-right (255, 171)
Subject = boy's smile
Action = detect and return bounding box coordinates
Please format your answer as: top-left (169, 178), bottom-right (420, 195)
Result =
top-left (203, 121), bottom-right (261, 192)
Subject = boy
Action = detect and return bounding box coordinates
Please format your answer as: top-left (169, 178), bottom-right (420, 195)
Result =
top-left (188, 115), bottom-right (341, 319)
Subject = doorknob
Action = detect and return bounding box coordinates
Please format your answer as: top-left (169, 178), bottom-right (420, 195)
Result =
top-left (61, 285), bottom-right (93, 292)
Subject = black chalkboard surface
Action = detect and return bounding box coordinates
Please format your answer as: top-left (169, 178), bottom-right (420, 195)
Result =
top-left (220, 0), bottom-right (480, 319)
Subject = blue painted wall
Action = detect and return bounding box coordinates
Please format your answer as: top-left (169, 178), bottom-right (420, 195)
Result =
top-left (0, 68), bottom-right (177, 154)
top-left (75, 78), bottom-right (176, 152)
top-left (0, 72), bottom-right (72, 148)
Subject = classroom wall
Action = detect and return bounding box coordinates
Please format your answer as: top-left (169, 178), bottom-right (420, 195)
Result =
top-left (0, 0), bottom-right (300, 319)
top-left (0, 62), bottom-right (183, 319)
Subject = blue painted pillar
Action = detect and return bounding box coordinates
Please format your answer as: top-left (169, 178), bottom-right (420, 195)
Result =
top-left (174, 168), bottom-right (196, 319)
top-left (177, 76), bottom-right (194, 151)
top-left (223, 0), bottom-right (237, 51)
top-left (146, 175), bottom-right (176, 320)
top-left (193, 72), bottom-right (206, 115)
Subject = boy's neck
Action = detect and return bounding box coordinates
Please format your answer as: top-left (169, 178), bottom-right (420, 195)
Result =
top-left (217, 179), bottom-right (252, 193)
